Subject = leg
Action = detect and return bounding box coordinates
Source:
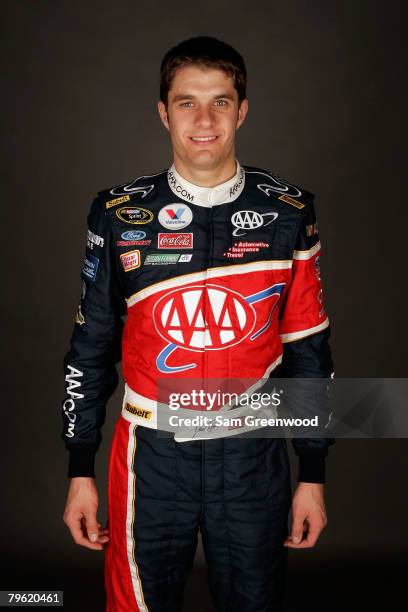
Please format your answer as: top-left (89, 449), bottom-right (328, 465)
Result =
top-left (201, 436), bottom-right (291, 611)
top-left (105, 418), bottom-right (201, 611)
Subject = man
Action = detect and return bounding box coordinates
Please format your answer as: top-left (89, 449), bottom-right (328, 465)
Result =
top-left (62, 36), bottom-right (334, 611)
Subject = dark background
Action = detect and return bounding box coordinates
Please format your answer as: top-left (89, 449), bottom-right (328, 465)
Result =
top-left (1, 0), bottom-right (407, 610)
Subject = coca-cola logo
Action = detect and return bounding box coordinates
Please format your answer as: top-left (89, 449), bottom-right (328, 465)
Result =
top-left (158, 233), bottom-right (193, 249)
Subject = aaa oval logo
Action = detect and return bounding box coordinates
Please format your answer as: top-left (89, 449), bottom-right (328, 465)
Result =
top-left (153, 284), bottom-right (256, 351)
top-left (116, 207), bottom-right (153, 225)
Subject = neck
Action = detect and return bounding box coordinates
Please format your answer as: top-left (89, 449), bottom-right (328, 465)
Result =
top-left (173, 154), bottom-right (238, 188)
top-left (167, 158), bottom-right (245, 207)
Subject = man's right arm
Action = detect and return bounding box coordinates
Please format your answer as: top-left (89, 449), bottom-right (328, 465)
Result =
top-left (62, 195), bottom-right (126, 478)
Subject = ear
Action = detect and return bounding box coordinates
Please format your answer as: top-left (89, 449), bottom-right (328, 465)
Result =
top-left (157, 100), bottom-right (170, 131)
top-left (236, 98), bottom-right (249, 130)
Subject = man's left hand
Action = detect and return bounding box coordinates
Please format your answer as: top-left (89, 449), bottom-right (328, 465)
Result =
top-left (283, 482), bottom-right (327, 549)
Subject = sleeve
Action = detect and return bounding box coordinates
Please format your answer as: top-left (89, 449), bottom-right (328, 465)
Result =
top-left (61, 196), bottom-right (126, 478)
top-left (277, 196), bottom-right (335, 484)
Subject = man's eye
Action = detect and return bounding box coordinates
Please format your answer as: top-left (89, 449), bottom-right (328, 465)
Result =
top-left (180, 102), bottom-right (193, 107)
top-left (215, 100), bottom-right (228, 106)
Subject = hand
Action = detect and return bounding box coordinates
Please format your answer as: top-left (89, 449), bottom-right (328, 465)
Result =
top-left (284, 482), bottom-right (327, 549)
top-left (63, 477), bottom-right (109, 551)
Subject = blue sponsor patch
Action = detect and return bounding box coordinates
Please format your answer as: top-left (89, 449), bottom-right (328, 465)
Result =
top-left (82, 254), bottom-right (99, 281)
top-left (121, 230), bottom-right (146, 241)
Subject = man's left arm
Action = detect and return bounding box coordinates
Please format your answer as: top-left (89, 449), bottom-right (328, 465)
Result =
top-left (277, 194), bottom-right (334, 548)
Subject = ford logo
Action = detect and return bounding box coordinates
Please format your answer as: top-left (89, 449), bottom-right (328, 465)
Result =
top-left (121, 230), bottom-right (147, 241)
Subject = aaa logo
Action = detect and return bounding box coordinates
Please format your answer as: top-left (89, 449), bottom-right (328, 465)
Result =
top-left (153, 282), bottom-right (285, 373)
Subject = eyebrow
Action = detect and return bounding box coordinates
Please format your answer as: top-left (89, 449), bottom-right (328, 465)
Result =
top-left (171, 93), bottom-right (235, 102)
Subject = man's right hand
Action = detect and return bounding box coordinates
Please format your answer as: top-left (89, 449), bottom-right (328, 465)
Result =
top-left (63, 477), bottom-right (109, 551)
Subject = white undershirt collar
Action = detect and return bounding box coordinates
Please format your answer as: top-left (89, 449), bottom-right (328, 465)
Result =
top-left (167, 159), bottom-right (245, 207)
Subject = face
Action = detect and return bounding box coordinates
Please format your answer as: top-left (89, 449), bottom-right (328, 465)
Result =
top-left (158, 65), bottom-right (248, 172)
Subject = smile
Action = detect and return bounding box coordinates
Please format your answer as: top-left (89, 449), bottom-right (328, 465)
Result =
top-left (190, 136), bottom-right (218, 142)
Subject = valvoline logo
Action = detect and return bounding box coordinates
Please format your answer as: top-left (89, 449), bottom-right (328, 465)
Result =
top-left (152, 282), bottom-right (285, 373)
top-left (158, 203), bottom-right (193, 230)
top-left (166, 208), bottom-right (184, 220)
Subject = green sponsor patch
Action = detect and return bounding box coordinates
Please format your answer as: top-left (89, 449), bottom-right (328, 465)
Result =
top-left (145, 253), bottom-right (180, 264)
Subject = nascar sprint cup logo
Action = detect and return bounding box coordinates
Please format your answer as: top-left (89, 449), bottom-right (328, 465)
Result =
top-left (116, 206), bottom-right (154, 224)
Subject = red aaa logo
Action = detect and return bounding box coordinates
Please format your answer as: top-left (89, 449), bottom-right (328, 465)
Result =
top-left (153, 284), bottom-right (256, 351)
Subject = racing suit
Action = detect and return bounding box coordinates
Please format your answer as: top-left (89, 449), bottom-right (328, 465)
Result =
top-left (62, 160), bottom-right (334, 611)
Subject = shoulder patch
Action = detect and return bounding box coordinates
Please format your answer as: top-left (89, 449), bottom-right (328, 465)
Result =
top-left (278, 194), bottom-right (305, 209)
top-left (105, 195), bottom-right (131, 209)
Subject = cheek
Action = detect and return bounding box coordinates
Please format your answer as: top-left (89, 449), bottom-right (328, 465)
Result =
top-left (222, 116), bottom-right (237, 138)
top-left (173, 120), bottom-right (190, 142)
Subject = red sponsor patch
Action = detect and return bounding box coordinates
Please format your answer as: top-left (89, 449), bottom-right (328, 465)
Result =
top-left (153, 284), bottom-right (255, 350)
top-left (117, 240), bottom-right (151, 246)
top-left (158, 233), bottom-right (193, 249)
top-left (120, 250), bottom-right (141, 272)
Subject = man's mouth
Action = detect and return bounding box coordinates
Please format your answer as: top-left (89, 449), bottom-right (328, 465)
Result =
top-left (190, 136), bottom-right (218, 142)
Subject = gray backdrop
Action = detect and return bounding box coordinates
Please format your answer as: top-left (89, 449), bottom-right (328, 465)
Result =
top-left (1, 0), bottom-right (407, 610)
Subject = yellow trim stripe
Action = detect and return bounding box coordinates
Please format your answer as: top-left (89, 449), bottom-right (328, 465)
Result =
top-left (280, 318), bottom-right (329, 343)
top-left (126, 423), bottom-right (149, 611)
top-left (126, 260), bottom-right (293, 308)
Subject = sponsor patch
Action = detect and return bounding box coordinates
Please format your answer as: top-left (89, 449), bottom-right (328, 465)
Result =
top-left (87, 229), bottom-right (104, 249)
top-left (117, 229), bottom-right (151, 247)
top-left (231, 210), bottom-right (278, 237)
top-left (306, 222), bottom-right (318, 236)
top-left (317, 288), bottom-right (325, 318)
top-left (158, 233), bottom-right (193, 249)
top-left (117, 240), bottom-right (151, 246)
top-left (116, 206), bottom-right (154, 225)
top-left (75, 304), bottom-right (85, 326)
top-left (106, 195), bottom-right (130, 209)
top-left (223, 241), bottom-right (270, 259)
top-left (144, 253), bottom-right (192, 265)
top-left (125, 403), bottom-right (152, 420)
top-left (314, 255), bottom-right (321, 280)
top-left (120, 250), bottom-right (141, 272)
top-left (278, 194), bottom-right (305, 209)
top-left (121, 230), bottom-right (147, 240)
top-left (82, 254), bottom-right (99, 281)
top-left (158, 203), bottom-right (193, 230)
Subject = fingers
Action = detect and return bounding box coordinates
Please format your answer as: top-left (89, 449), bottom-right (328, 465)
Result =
top-left (290, 512), bottom-right (305, 545)
top-left (284, 514), bottom-right (327, 549)
top-left (65, 513), bottom-right (104, 550)
top-left (64, 513), bottom-right (110, 550)
top-left (84, 512), bottom-right (100, 543)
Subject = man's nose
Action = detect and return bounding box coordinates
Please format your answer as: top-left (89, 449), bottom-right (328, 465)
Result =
top-left (194, 105), bottom-right (215, 127)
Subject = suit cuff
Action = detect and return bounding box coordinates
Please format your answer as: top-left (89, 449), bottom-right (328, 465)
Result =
top-left (68, 447), bottom-right (96, 478)
top-left (297, 451), bottom-right (327, 484)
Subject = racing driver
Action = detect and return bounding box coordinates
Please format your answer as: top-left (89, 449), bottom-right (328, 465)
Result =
top-left (62, 36), bottom-right (335, 611)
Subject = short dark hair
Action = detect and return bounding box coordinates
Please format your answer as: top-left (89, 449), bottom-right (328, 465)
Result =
top-left (159, 36), bottom-right (247, 107)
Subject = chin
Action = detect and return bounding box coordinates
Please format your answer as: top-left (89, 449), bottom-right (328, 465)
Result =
top-left (189, 152), bottom-right (221, 167)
